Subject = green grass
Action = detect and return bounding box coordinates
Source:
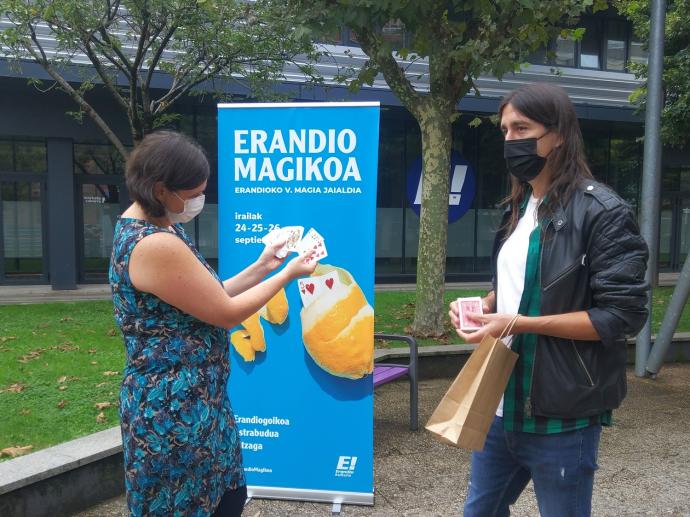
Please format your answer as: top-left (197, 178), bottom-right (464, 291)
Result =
top-left (0, 301), bottom-right (124, 458)
top-left (0, 287), bottom-right (688, 456)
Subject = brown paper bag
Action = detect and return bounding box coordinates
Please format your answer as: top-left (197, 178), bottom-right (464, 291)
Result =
top-left (425, 317), bottom-right (519, 451)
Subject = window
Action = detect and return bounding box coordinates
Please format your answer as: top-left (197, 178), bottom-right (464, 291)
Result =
top-left (74, 143), bottom-right (126, 176)
top-left (606, 20), bottom-right (627, 71)
top-left (629, 39), bottom-right (648, 66)
top-left (554, 36), bottom-right (576, 67)
top-left (0, 140), bottom-right (47, 173)
top-left (527, 16), bottom-right (647, 72)
top-left (579, 19), bottom-right (601, 69)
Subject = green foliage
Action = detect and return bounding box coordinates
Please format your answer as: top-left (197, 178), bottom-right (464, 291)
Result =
top-left (615, 0), bottom-right (690, 148)
top-left (285, 0), bottom-right (595, 335)
top-left (0, 0), bottom-right (315, 155)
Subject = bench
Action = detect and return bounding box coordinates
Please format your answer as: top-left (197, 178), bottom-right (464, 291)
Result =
top-left (373, 333), bottom-right (418, 431)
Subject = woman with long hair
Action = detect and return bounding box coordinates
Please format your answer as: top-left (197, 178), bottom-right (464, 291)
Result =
top-left (449, 83), bottom-right (648, 516)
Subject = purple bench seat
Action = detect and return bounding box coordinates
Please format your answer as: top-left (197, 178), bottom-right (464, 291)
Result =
top-left (373, 364), bottom-right (410, 387)
top-left (373, 333), bottom-right (418, 431)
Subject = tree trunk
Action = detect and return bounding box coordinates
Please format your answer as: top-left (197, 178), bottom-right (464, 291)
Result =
top-left (411, 103), bottom-right (452, 337)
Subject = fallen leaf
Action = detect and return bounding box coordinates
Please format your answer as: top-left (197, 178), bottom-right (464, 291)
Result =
top-left (96, 411), bottom-right (106, 423)
top-left (54, 343), bottom-right (79, 351)
top-left (57, 376), bottom-right (68, 384)
top-left (0, 445), bottom-right (33, 458)
top-left (58, 385), bottom-right (67, 391)
top-left (1, 383), bottom-right (25, 393)
top-left (102, 371), bottom-right (118, 376)
top-left (95, 382), bottom-right (109, 388)
top-left (0, 336), bottom-right (17, 342)
top-left (57, 400), bottom-right (68, 409)
top-left (18, 349), bottom-right (44, 363)
top-left (90, 361), bottom-right (98, 365)
top-left (60, 317), bottom-right (74, 322)
top-left (19, 408), bottom-right (31, 415)
top-left (107, 328), bottom-right (117, 337)
top-left (37, 322), bottom-right (49, 328)
top-left (88, 348), bottom-right (97, 354)
top-left (95, 402), bottom-right (115, 410)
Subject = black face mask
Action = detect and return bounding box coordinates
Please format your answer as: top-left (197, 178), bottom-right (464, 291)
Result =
top-left (503, 134), bottom-right (549, 182)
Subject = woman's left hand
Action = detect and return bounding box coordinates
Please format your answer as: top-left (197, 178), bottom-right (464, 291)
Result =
top-left (257, 238), bottom-right (288, 273)
top-left (451, 312), bottom-right (520, 344)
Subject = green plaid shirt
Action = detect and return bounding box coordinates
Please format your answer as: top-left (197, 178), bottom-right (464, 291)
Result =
top-left (502, 201), bottom-right (611, 434)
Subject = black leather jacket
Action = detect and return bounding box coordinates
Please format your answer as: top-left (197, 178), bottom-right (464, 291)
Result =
top-left (492, 180), bottom-right (649, 419)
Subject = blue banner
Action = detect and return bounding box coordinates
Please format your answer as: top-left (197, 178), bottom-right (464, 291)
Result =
top-left (218, 102), bottom-right (380, 504)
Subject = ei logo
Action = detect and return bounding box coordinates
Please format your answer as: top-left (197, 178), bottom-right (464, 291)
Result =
top-left (335, 456), bottom-right (358, 477)
top-left (405, 151), bottom-right (477, 224)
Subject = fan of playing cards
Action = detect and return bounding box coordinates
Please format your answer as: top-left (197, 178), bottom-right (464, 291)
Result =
top-left (262, 226), bottom-right (327, 262)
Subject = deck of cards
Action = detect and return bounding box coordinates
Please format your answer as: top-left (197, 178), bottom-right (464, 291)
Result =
top-left (262, 226), bottom-right (328, 263)
top-left (297, 271), bottom-right (340, 307)
top-left (457, 296), bottom-right (484, 331)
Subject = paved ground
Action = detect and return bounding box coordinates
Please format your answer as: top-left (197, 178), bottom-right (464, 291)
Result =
top-left (75, 363), bottom-right (690, 517)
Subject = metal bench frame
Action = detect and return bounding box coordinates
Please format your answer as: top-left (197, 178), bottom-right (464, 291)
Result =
top-left (373, 333), bottom-right (419, 431)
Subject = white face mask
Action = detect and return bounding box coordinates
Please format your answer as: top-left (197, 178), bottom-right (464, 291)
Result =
top-left (167, 192), bottom-right (205, 224)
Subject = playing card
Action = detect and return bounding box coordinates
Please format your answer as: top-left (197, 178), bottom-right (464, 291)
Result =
top-left (457, 296), bottom-right (483, 331)
top-left (298, 277), bottom-right (323, 307)
top-left (262, 226), bottom-right (304, 258)
top-left (297, 271), bottom-right (341, 307)
top-left (297, 228), bottom-right (328, 263)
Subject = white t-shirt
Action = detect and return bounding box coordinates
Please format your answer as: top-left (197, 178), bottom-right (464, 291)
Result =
top-left (495, 194), bottom-right (541, 417)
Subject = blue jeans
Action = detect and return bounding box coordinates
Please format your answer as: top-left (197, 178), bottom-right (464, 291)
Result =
top-left (463, 416), bottom-right (601, 517)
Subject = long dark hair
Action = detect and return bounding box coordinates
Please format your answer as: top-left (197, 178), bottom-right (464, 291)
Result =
top-left (498, 83), bottom-right (593, 234)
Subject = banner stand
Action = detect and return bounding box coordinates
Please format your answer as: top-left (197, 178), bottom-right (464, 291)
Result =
top-left (218, 102), bottom-right (380, 509)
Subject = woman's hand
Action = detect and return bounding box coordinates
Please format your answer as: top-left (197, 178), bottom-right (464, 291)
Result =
top-left (282, 251), bottom-right (318, 280)
top-left (256, 238), bottom-right (288, 273)
top-left (449, 301), bottom-right (519, 344)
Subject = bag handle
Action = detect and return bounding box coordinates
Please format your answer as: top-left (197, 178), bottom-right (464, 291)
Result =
top-left (499, 314), bottom-right (520, 340)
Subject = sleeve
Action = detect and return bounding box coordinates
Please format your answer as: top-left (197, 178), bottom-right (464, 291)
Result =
top-left (586, 203), bottom-right (650, 347)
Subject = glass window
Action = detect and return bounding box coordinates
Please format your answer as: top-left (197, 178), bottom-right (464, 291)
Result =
top-left (609, 134), bottom-right (643, 208)
top-left (554, 36), bottom-right (576, 67)
top-left (2, 181), bottom-right (44, 278)
top-left (74, 143), bottom-right (126, 176)
top-left (382, 20), bottom-right (405, 49)
top-left (376, 107), bottom-right (407, 274)
top-left (0, 141), bottom-right (12, 172)
top-left (606, 20), bottom-right (627, 71)
top-left (579, 20), bottom-right (601, 69)
top-left (80, 183), bottom-right (122, 280)
top-left (629, 39), bottom-right (648, 66)
top-left (13, 141), bottom-right (47, 173)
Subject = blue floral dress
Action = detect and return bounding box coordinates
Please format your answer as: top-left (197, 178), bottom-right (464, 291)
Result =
top-left (109, 218), bottom-right (244, 517)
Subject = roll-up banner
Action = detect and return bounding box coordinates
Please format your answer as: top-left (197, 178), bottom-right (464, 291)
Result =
top-left (218, 102), bottom-right (380, 505)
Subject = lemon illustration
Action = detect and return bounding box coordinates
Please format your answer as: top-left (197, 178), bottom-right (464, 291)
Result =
top-left (300, 264), bottom-right (374, 379)
top-left (231, 288), bottom-right (287, 362)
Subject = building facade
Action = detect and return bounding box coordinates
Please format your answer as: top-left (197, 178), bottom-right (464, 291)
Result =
top-left (1, 10), bottom-right (689, 287)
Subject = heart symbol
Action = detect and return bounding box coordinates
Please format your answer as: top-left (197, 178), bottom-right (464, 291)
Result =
top-left (306, 283), bottom-right (315, 294)
top-left (325, 278), bottom-right (334, 289)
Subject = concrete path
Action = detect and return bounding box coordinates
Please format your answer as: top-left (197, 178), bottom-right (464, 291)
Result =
top-left (74, 363), bottom-right (690, 516)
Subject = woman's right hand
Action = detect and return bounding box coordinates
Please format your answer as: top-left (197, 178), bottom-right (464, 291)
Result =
top-left (283, 252), bottom-right (318, 280)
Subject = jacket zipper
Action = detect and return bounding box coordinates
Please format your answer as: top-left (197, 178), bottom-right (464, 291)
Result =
top-left (542, 253), bottom-right (586, 292)
top-left (572, 339), bottom-right (595, 386)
